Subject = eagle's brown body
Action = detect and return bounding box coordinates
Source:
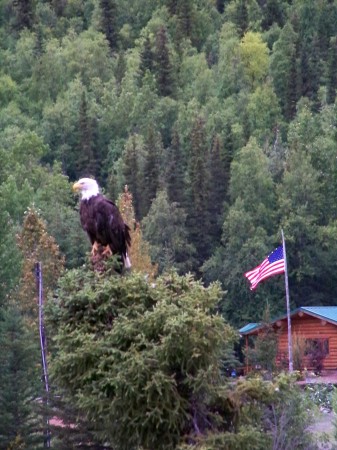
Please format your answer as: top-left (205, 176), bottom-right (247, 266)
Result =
top-left (80, 194), bottom-right (131, 263)
top-left (73, 178), bottom-right (131, 269)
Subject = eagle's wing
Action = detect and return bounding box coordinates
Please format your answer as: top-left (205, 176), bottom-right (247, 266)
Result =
top-left (95, 196), bottom-right (130, 255)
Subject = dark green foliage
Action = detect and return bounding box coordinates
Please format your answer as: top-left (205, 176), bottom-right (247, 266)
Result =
top-left (34, 25), bottom-right (44, 57)
top-left (327, 37), bottom-right (337, 104)
top-left (261, 0), bottom-right (285, 30)
top-left (139, 36), bottom-right (154, 79)
top-left (165, 0), bottom-right (178, 15)
top-left (141, 126), bottom-right (163, 217)
top-left (270, 21), bottom-right (299, 120)
top-left (122, 134), bottom-right (142, 220)
top-left (46, 268), bottom-right (236, 449)
top-left (247, 304), bottom-right (279, 373)
top-left (216, 0), bottom-right (226, 14)
top-left (277, 134), bottom-right (337, 307)
top-left (165, 126), bottom-right (187, 207)
top-left (99, 0), bottom-right (118, 51)
top-left (0, 308), bottom-right (43, 449)
top-left (186, 116), bottom-right (212, 269)
top-left (234, 0), bottom-right (248, 37)
top-left (0, 208), bottom-right (21, 306)
top-left (47, 265), bottom-right (318, 449)
top-left (142, 189), bottom-right (196, 274)
top-left (154, 26), bottom-right (175, 97)
top-left (222, 123), bottom-right (234, 181)
top-left (316, 2), bottom-right (337, 60)
top-left (298, 37), bottom-right (321, 111)
top-left (76, 91), bottom-right (98, 178)
top-left (202, 138), bottom-right (278, 326)
top-left (207, 134), bottom-right (228, 247)
top-left (115, 51), bottom-right (127, 87)
top-left (211, 374), bottom-right (316, 450)
top-left (176, 0), bottom-right (193, 40)
top-left (123, 135), bottom-right (142, 220)
top-left (11, 0), bottom-right (34, 31)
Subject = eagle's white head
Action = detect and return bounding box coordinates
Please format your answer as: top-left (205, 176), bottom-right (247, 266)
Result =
top-left (73, 178), bottom-right (99, 200)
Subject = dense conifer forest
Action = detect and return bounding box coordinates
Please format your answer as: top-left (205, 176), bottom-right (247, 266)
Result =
top-left (2, 0), bottom-right (337, 447)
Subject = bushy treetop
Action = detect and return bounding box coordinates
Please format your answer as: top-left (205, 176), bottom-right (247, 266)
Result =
top-left (46, 267), bottom-right (236, 449)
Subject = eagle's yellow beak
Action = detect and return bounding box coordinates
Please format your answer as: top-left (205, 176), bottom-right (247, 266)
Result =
top-left (72, 181), bottom-right (82, 192)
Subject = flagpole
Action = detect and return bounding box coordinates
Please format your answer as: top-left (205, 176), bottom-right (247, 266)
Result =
top-left (35, 262), bottom-right (50, 447)
top-left (281, 229), bottom-right (293, 372)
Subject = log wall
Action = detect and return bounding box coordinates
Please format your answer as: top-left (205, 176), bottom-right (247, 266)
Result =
top-left (276, 315), bottom-right (337, 370)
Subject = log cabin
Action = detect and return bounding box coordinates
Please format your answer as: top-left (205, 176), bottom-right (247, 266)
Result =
top-left (239, 306), bottom-right (337, 373)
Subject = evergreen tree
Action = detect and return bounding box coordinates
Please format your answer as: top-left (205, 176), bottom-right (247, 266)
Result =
top-left (154, 26), bottom-right (175, 97)
top-left (142, 189), bottom-right (196, 274)
top-left (277, 147), bottom-right (337, 307)
top-left (207, 134), bottom-right (228, 249)
top-left (165, 0), bottom-right (178, 15)
top-left (0, 308), bottom-right (43, 449)
top-left (327, 37), bottom-right (337, 104)
top-left (222, 123), bottom-right (234, 188)
top-left (316, 1), bottom-right (335, 61)
top-left (186, 116), bottom-right (212, 269)
top-left (139, 36), bottom-right (154, 80)
top-left (298, 37), bottom-right (321, 111)
top-left (11, 0), bottom-right (34, 31)
top-left (99, 0), bottom-right (118, 51)
top-left (76, 91), bottom-right (97, 178)
top-left (306, 105), bottom-right (337, 218)
top-left (141, 126), bottom-right (163, 218)
top-left (115, 51), bottom-right (127, 89)
top-left (261, 0), bottom-right (285, 31)
top-left (176, 0), bottom-right (193, 41)
top-left (34, 25), bottom-right (44, 57)
top-left (46, 268), bottom-right (237, 449)
top-left (122, 134), bottom-right (143, 220)
top-left (165, 126), bottom-right (186, 207)
top-left (216, 0), bottom-right (225, 14)
top-left (0, 207), bottom-right (21, 308)
top-left (234, 0), bottom-right (248, 37)
top-left (228, 138), bottom-right (276, 231)
top-left (270, 22), bottom-right (299, 120)
top-left (216, 22), bottom-right (243, 97)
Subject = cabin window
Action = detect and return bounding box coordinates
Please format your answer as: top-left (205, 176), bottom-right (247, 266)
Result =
top-left (304, 338), bottom-right (329, 357)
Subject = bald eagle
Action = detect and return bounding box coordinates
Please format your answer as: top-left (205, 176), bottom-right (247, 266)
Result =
top-left (73, 178), bottom-right (131, 269)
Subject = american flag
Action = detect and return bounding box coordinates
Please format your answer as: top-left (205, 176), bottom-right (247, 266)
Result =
top-left (244, 246), bottom-right (285, 290)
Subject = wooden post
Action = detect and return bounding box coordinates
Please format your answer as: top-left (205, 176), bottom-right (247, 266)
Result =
top-left (281, 230), bottom-right (293, 372)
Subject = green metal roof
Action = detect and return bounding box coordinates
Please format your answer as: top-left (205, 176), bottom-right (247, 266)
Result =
top-left (298, 306), bottom-right (337, 325)
top-left (239, 323), bottom-right (260, 334)
top-left (239, 306), bottom-right (337, 335)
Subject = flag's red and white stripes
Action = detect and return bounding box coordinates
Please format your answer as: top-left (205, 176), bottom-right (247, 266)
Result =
top-left (244, 246), bottom-right (285, 290)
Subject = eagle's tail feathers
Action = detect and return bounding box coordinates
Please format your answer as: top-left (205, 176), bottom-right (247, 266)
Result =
top-left (123, 252), bottom-right (131, 269)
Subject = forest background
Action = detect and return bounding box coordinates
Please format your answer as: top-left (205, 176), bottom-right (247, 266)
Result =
top-left (2, 0), bottom-right (337, 448)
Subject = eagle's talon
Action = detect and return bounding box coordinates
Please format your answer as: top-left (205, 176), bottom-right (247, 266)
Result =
top-left (102, 245), bottom-right (113, 257)
top-left (91, 241), bottom-right (99, 256)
